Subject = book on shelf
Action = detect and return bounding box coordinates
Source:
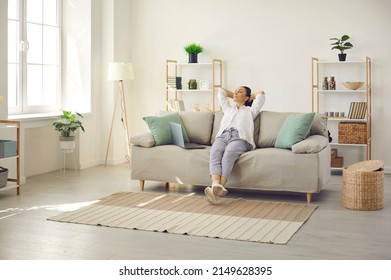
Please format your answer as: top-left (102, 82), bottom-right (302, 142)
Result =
top-left (167, 76), bottom-right (182, 89)
top-left (168, 99), bottom-right (185, 111)
top-left (348, 102), bottom-right (367, 119)
top-left (174, 99), bottom-right (185, 111)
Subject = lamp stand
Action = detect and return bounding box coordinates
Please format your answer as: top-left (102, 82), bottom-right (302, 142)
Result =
top-left (105, 80), bottom-right (131, 167)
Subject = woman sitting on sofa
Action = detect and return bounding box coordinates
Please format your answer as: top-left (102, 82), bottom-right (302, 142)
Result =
top-left (204, 86), bottom-right (265, 204)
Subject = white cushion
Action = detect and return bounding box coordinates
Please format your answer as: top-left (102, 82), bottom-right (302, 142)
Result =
top-left (129, 132), bottom-right (155, 147)
top-left (292, 135), bottom-right (329, 154)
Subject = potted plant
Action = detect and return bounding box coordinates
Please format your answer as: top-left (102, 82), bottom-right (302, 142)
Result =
top-left (53, 111), bottom-right (85, 150)
top-left (184, 43), bottom-right (203, 63)
top-left (330, 35), bottom-right (353, 61)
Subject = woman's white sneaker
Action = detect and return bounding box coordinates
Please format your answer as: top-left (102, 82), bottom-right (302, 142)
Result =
top-left (212, 182), bottom-right (228, 197)
top-left (204, 187), bottom-right (218, 205)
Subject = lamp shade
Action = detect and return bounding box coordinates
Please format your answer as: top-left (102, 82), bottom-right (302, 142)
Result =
top-left (107, 62), bottom-right (134, 81)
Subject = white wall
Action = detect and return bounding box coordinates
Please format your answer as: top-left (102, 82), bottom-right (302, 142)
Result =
top-left (125, 0), bottom-right (391, 172)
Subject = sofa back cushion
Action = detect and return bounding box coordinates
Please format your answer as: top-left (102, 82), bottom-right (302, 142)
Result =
top-left (179, 111), bottom-right (214, 145)
top-left (257, 111), bottom-right (327, 148)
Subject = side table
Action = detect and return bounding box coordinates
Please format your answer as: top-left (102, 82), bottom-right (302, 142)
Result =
top-left (342, 160), bottom-right (384, 210)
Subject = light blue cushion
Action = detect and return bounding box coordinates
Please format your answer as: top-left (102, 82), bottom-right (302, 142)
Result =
top-left (275, 113), bottom-right (315, 149)
top-left (143, 112), bottom-right (189, 146)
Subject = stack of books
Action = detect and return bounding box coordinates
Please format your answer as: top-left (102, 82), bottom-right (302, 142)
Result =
top-left (347, 102), bottom-right (367, 119)
top-left (166, 76), bottom-right (182, 90)
top-left (167, 76), bottom-right (176, 90)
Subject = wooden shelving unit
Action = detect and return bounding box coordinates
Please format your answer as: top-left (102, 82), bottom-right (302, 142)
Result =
top-left (0, 120), bottom-right (21, 195)
top-left (312, 57), bottom-right (372, 170)
top-left (165, 59), bottom-right (222, 112)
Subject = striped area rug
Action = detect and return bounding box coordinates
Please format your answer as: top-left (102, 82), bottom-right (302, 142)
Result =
top-left (48, 192), bottom-right (317, 244)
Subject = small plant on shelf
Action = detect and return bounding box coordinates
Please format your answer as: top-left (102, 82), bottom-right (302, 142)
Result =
top-left (330, 35), bottom-right (353, 61)
top-left (184, 43), bottom-right (203, 63)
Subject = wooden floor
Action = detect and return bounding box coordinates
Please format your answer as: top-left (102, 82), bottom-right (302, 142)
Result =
top-left (0, 164), bottom-right (390, 260)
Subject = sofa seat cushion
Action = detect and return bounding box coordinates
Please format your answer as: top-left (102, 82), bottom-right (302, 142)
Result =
top-left (131, 145), bottom-right (212, 186)
top-left (227, 146), bottom-right (330, 193)
top-left (131, 144), bottom-right (331, 194)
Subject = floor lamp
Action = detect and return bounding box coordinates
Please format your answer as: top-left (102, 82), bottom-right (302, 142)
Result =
top-left (105, 62), bottom-right (134, 166)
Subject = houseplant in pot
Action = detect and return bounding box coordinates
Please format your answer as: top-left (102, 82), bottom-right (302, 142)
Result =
top-left (330, 35), bottom-right (353, 61)
top-left (52, 111), bottom-right (85, 150)
top-left (184, 43), bottom-right (203, 63)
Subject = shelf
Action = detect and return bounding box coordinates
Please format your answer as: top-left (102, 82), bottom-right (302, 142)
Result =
top-left (0, 182), bottom-right (18, 192)
top-left (0, 156), bottom-right (20, 160)
top-left (176, 62), bottom-right (213, 66)
top-left (331, 167), bottom-right (343, 171)
top-left (317, 90), bottom-right (366, 93)
top-left (330, 143), bottom-right (367, 147)
top-left (317, 60), bottom-right (366, 64)
top-left (167, 89), bottom-right (213, 92)
top-left (327, 117), bottom-right (366, 122)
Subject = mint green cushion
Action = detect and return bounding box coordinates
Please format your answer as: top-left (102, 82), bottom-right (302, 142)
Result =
top-left (275, 113), bottom-right (315, 149)
top-left (143, 112), bottom-right (189, 146)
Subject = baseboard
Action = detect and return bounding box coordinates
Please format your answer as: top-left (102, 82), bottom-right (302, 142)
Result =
top-left (79, 158), bottom-right (128, 169)
top-left (79, 160), bottom-right (101, 170)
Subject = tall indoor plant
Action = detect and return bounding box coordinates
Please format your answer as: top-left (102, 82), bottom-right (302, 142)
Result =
top-left (330, 35), bottom-right (353, 61)
top-left (184, 43), bottom-right (203, 63)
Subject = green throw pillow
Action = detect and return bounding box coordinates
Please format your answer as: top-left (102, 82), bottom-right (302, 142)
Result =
top-left (143, 112), bottom-right (189, 146)
top-left (275, 112), bottom-right (315, 149)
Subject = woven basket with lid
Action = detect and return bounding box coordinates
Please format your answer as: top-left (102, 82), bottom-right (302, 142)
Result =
top-left (342, 160), bottom-right (384, 210)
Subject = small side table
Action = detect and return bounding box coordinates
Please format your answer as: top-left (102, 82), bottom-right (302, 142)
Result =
top-left (342, 160), bottom-right (384, 210)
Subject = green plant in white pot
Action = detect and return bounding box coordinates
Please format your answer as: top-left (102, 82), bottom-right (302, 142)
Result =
top-left (53, 111), bottom-right (85, 150)
top-left (330, 35), bottom-right (353, 61)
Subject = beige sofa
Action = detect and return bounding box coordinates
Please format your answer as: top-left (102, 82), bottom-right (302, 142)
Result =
top-left (130, 111), bottom-right (331, 202)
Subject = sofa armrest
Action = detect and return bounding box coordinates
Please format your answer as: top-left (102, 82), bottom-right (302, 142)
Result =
top-left (130, 132), bottom-right (155, 148)
top-left (292, 135), bottom-right (328, 154)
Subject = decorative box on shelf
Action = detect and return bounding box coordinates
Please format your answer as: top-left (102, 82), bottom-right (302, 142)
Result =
top-left (331, 148), bottom-right (344, 168)
top-left (338, 122), bottom-right (367, 144)
top-left (0, 140), bottom-right (17, 158)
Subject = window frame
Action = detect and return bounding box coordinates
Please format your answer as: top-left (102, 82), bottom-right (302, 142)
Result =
top-left (8, 0), bottom-right (62, 116)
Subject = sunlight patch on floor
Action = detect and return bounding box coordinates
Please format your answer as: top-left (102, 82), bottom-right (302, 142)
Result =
top-left (0, 200), bottom-right (100, 220)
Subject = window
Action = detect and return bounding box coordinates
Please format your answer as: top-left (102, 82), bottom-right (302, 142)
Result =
top-left (8, 0), bottom-right (61, 115)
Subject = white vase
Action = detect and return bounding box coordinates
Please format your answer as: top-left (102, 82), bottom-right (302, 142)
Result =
top-left (59, 136), bottom-right (75, 150)
top-left (60, 140), bottom-right (75, 150)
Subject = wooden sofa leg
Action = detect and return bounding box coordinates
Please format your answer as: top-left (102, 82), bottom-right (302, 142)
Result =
top-left (306, 193), bottom-right (312, 203)
top-left (140, 180), bottom-right (145, 191)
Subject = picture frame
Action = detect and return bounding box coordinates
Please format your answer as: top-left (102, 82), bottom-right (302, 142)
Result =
top-left (199, 80), bottom-right (209, 90)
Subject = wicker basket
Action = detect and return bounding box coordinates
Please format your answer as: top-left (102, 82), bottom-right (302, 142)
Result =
top-left (338, 122), bottom-right (367, 144)
top-left (0, 166), bottom-right (8, 188)
top-left (342, 160), bottom-right (384, 210)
